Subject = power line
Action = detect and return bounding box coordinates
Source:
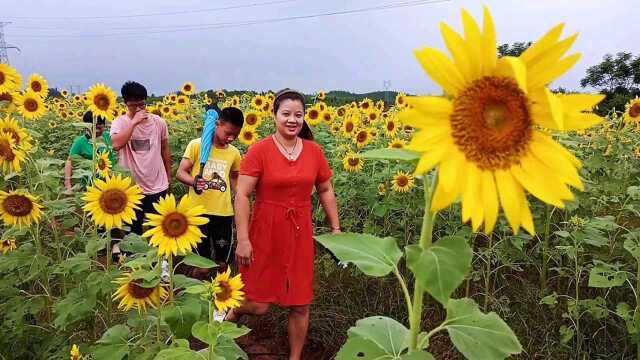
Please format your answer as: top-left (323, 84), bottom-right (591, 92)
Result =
top-left (3, 0), bottom-right (296, 20)
top-left (10, 0), bottom-right (450, 39)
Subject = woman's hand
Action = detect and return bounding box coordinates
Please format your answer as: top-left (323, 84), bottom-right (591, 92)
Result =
top-left (331, 227), bottom-right (342, 235)
top-left (235, 238), bottom-right (253, 266)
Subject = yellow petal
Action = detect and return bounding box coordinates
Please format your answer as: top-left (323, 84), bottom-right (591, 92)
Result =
top-left (405, 96), bottom-right (453, 122)
top-left (529, 53), bottom-right (581, 89)
top-left (440, 22), bottom-right (474, 83)
top-left (439, 148), bottom-right (465, 193)
top-left (530, 88), bottom-right (564, 130)
top-left (480, 171), bottom-right (499, 232)
top-left (481, 6), bottom-right (497, 72)
top-left (495, 169), bottom-right (522, 233)
top-left (414, 47), bottom-right (466, 96)
top-left (414, 146), bottom-right (447, 175)
top-left (494, 56), bottom-right (527, 93)
top-left (512, 154), bottom-right (574, 207)
top-left (461, 164), bottom-right (483, 231)
top-left (529, 133), bottom-right (584, 191)
top-left (521, 23), bottom-right (565, 65)
top-left (460, 8), bottom-right (484, 78)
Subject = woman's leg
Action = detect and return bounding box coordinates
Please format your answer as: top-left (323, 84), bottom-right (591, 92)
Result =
top-left (225, 300), bottom-right (270, 321)
top-left (287, 305), bottom-right (310, 360)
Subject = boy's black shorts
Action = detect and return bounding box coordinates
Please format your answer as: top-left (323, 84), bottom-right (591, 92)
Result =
top-left (197, 215), bottom-right (234, 264)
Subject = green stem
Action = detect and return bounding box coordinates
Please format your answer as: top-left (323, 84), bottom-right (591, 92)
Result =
top-left (408, 172), bottom-right (437, 351)
top-left (208, 301), bottom-right (215, 360)
top-left (105, 230), bottom-right (112, 324)
top-left (157, 306), bottom-right (162, 343)
top-left (540, 205), bottom-right (552, 292)
top-left (168, 256), bottom-right (174, 302)
top-left (392, 266), bottom-right (413, 318)
top-left (636, 259), bottom-right (640, 360)
top-left (484, 233), bottom-right (493, 312)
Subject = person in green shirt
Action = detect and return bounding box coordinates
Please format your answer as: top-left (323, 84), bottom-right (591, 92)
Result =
top-left (64, 110), bottom-right (116, 191)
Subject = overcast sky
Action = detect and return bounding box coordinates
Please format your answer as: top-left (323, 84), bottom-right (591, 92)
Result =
top-left (3, 0), bottom-right (637, 96)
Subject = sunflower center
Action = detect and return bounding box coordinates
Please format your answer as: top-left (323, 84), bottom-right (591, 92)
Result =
top-left (361, 103), bottom-right (369, 110)
top-left (309, 110), bottom-right (319, 120)
top-left (99, 189), bottom-right (128, 215)
top-left (3, 195), bottom-right (33, 217)
top-left (396, 176), bottom-right (409, 187)
top-left (31, 81), bottom-right (42, 92)
top-left (345, 122), bottom-right (354, 132)
top-left (387, 121), bottom-right (395, 131)
top-left (630, 104), bottom-right (640, 118)
top-left (356, 131), bottom-right (368, 143)
top-left (24, 98), bottom-right (39, 112)
top-left (450, 76), bottom-right (532, 171)
top-left (128, 280), bottom-right (156, 299)
top-left (215, 281), bottom-right (233, 302)
top-left (246, 115), bottom-right (258, 125)
top-left (255, 99), bottom-right (263, 106)
top-left (161, 212), bottom-right (188, 237)
top-left (184, 85), bottom-right (192, 92)
top-left (98, 158), bottom-right (107, 170)
top-left (348, 157), bottom-right (360, 167)
top-left (391, 142), bottom-right (403, 149)
top-left (94, 95), bottom-right (110, 111)
top-left (398, 97), bottom-right (405, 104)
top-left (0, 138), bottom-right (15, 161)
top-left (0, 72), bottom-right (4, 84)
top-left (243, 131), bottom-right (253, 140)
top-left (0, 92), bottom-right (11, 102)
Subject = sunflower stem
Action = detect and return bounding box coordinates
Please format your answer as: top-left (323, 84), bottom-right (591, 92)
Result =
top-left (208, 301), bottom-right (215, 360)
top-left (168, 255), bottom-right (174, 302)
top-left (540, 205), bottom-right (552, 293)
top-left (105, 230), bottom-right (112, 324)
top-left (408, 172), bottom-right (437, 351)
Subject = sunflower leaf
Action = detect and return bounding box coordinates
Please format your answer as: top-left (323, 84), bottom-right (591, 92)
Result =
top-left (154, 347), bottom-right (206, 360)
top-left (444, 298), bottom-right (522, 360)
top-left (361, 148), bottom-right (421, 161)
top-left (336, 316), bottom-right (410, 359)
top-left (315, 233), bottom-right (402, 277)
top-left (162, 297), bottom-right (202, 339)
top-left (183, 253), bottom-right (217, 269)
top-left (405, 236), bottom-right (472, 305)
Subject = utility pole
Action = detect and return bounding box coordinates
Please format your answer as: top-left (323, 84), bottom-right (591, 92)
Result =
top-left (383, 80), bottom-right (391, 107)
top-left (0, 22), bottom-right (20, 64)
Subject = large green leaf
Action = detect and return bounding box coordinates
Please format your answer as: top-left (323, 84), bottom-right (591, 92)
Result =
top-left (192, 321), bottom-right (250, 346)
top-left (119, 233), bottom-right (152, 253)
top-left (154, 348), bottom-right (206, 360)
top-left (624, 233), bottom-right (640, 260)
top-left (183, 253), bottom-right (217, 269)
top-left (348, 316), bottom-right (409, 357)
top-left (361, 148), bottom-right (421, 161)
top-left (444, 298), bottom-right (522, 360)
top-left (315, 233), bottom-right (402, 277)
top-left (162, 297), bottom-right (202, 339)
top-left (335, 337), bottom-right (389, 359)
top-left (405, 236), bottom-right (472, 305)
top-left (92, 325), bottom-right (130, 360)
top-left (588, 261), bottom-right (627, 288)
top-left (211, 336), bottom-right (249, 360)
top-left (400, 351), bottom-right (436, 359)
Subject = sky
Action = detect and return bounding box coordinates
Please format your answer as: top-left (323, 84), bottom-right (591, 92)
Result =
top-left (2, 0), bottom-right (637, 96)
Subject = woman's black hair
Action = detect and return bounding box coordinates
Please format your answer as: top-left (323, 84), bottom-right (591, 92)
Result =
top-left (273, 88), bottom-right (313, 140)
top-left (82, 110), bottom-right (106, 125)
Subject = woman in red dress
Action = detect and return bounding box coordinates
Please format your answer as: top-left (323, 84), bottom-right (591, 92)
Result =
top-left (229, 89), bottom-right (340, 360)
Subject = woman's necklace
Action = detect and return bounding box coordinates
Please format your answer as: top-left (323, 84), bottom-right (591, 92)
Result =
top-left (273, 134), bottom-right (299, 161)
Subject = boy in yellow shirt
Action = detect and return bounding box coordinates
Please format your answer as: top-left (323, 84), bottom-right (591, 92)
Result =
top-left (177, 107), bottom-right (244, 275)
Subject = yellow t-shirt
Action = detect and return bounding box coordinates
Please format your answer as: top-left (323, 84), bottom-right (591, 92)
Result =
top-left (183, 138), bottom-right (242, 216)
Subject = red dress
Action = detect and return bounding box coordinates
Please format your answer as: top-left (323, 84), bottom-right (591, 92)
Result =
top-left (239, 137), bottom-right (332, 306)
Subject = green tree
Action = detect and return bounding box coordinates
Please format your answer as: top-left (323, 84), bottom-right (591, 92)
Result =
top-left (580, 52), bottom-right (640, 114)
top-left (497, 42), bottom-right (532, 57)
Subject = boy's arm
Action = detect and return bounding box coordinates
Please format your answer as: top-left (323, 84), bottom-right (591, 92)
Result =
top-left (161, 137), bottom-right (172, 183)
top-left (230, 171), bottom-right (239, 192)
top-left (176, 158), bottom-right (195, 186)
top-left (64, 159), bottom-right (73, 191)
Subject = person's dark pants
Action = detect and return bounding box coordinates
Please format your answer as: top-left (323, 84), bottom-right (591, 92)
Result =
top-left (131, 189), bottom-right (168, 235)
top-left (197, 215), bottom-right (234, 264)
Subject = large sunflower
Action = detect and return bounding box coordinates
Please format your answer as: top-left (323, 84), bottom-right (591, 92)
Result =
top-left (401, 7), bottom-right (604, 234)
top-left (181, 82), bottom-right (195, 95)
top-left (624, 97), bottom-right (640, 124)
top-left (305, 107), bottom-right (322, 126)
top-left (342, 117), bottom-right (358, 138)
top-left (85, 83), bottom-right (117, 120)
top-left (95, 151), bottom-right (112, 178)
top-left (142, 194), bottom-right (208, 257)
top-left (0, 64), bottom-right (22, 93)
top-left (0, 115), bottom-right (31, 151)
top-left (251, 95), bottom-right (266, 110)
top-left (392, 171), bottom-right (416, 193)
top-left (385, 118), bottom-right (399, 137)
top-left (209, 267), bottom-right (245, 312)
top-left (0, 132), bottom-right (26, 173)
top-left (0, 189), bottom-right (43, 228)
top-left (82, 174), bottom-right (143, 230)
top-left (395, 92), bottom-right (409, 108)
top-left (359, 98), bottom-right (373, 111)
top-left (342, 152), bottom-right (364, 172)
top-left (113, 271), bottom-right (168, 312)
top-left (27, 73), bottom-right (49, 97)
top-left (15, 90), bottom-right (47, 120)
top-left (239, 127), bottom-right (258, 145)
top-left (354, 128), bottom-right (372, 148)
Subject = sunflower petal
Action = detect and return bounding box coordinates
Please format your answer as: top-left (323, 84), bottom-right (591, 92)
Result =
top-left (414, 48), bottom-right (466, 96)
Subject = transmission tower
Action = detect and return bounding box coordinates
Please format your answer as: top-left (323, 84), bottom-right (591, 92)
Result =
top-left (0, 22), bottom-right (20, 64)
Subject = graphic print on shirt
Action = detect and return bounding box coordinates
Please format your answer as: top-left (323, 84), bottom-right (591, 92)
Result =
top-left (201, 159), bottom-right (228, 193)
top-left (131, 139), bottom-right (151, 152)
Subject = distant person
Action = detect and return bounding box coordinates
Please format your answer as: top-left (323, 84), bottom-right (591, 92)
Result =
top-left (176, 106), bottom-right (244, 277)
top-left (64, 110), bottom-right (116, 191)
top-left (110, 81), bottom-right (171, 235)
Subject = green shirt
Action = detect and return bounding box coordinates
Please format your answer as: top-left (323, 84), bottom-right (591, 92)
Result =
top-left (68, 132), bottom-right (117, 164)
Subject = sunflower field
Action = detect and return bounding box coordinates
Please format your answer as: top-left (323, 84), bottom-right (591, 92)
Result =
top-left (2, 6), bottom-right (640, 360)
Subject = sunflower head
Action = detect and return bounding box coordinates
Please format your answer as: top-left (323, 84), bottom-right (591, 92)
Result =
top-left (239, 127), bottom-right (258, 145)
top-left (85, 83), bottom-right (117, 120)
top-left (27, 73), bottom-right (49, 97)
top-left (0, 190), bottom-right (43, 228)
top-left (82, 174), bottom-right (143, 230)
top-left (317, 90), bottom-right (326, 101)
top-left (342, 152), bottom-right (364, 172)
top-left (401, 6), bottom-right (604, 234)
top-left (0, 132), bottom-right (26, 174)
top-left (16, 90), bottom-right (47, 120)
top-left (70, 344), bottom-right (82, 360)
top-left (142, 194), bottom-right (208, 257)
top-left (0, 238), bottom-right (17, 254)
top-left (354, 129), bottom-right (372, 148)
top-left (306, 108), bottom-right (322, 126)
top-left (112, 271), bottom-right (167, 313)
top-left (181, 82), bottom-right (195, 95)
top-left (244, 111), bottom-right (262, 128)
top-left (391, 171), bottom-right (416, 193)
top-left (210, 267), bottom-right (245, 312)
top-left (377, 183), bottom-right (387, 195)
top-left (388, 138), bottom-right (407, 149)
top-left (624, 97), bottom-right (640, 124)
top-left (0, 64), bottom-right (22, 94)
top-left (95, 151), bottom-right (112, 178)
top-left (395, 93), bottom-right (409, 108)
